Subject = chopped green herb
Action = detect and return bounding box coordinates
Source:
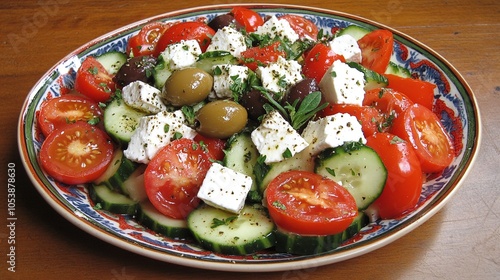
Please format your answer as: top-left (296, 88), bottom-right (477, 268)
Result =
top-left (211, 216), bottom-right (238, 228)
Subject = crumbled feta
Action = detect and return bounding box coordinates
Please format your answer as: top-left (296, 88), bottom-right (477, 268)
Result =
top-left (253, 15), bottom-right (299, 43)
top-left (158, 39), bottom-right (202, 71)
top-left (301, 113), bottom-right (366, 156)
top-left (197, 162), bottom-right (252, 214)
top-left (123, 110), bottom-right (197, 163)
top-left (211, 64), bottom-right (250, 99)
top-left (256, 56), bottom-right (302, 93)
top-left (329, 34), bottom-right (362, 63)
top-left (206, 26), bottom-right (247, 58)
top-left (319, 60), bottom-right (366, 106)
top-left (251, 110), bottom-right (309, 164)
top-left (122, 81), bottom-right (168, 114)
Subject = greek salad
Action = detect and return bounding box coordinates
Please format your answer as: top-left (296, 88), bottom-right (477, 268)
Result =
top-left (36, 7), bottom-right (456, 256)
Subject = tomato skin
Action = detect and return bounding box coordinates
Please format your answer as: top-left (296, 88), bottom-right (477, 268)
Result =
top-left (385, 74), bottom-right (436, 110)
top-left (39, 122), bottom-right (114, 185)
top-left (144, 138), bottom-right (211, 219)
top-left (279, 14), bottom-right (318, 39)
top-left (240, 41), bottom-right (287, 71)
top-left (74, 56), bottom-right (116, 103)
top-left (154, 21), bottom-right (215, 56)
top-left (366, 132), bottom-right (423, 219)
top-left (357, 29), bottom-right (394, 73)
top-left (321, 104), bottom-right (382, 137)
top-left (391, 103), bottom-right (454, 173)
top-left (193, 134), bottom-right (226, 162)
top-left (266, 171), bottom-right (357, 235)
top-left (363, 88), bottom-right (414, 131)
top-left (126, 22), bottom-right (171, 57)
top-left (302, 43), bottom-right (345, 84)
top-left (230, 7), bottom-right (264, 32)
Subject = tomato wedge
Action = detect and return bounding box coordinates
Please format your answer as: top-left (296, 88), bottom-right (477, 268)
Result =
top-left (320, 103), bottom-right (383, 137)
top-left (357, 29), bottom-right (394, 73)
top-left (39, 122), bottom-right (114, 185)
top-left (302, 43), bottom-right (345, 83)
top-left (144, 138), bottom-right (211, 219)
top-left (391, 103), bottom-right (454, 173)
top-left (240, 41), bottom-right (287, 71)
top-left (363, 88), bottom-right (414, 132)
top-left (154, 21), bottom-right (215, 56)
top-left (230, 7), bottom-right (264, 32)
top-left (193, 134), bottom-right (226, 162)
top-left (37, 94), bottom-right (103, 137)
top-left (385, 74), bottom-right (436, 110)
top-left (266, 170), bottom-right (357, 235)
top-left (279, 14), bottom-right (318, 39)
top-left (366, 132), bottom-right (423, 219)
top-left (126, 21), bottom-right (171, 57)
top-left (74, 56), bottom-right (116, 103)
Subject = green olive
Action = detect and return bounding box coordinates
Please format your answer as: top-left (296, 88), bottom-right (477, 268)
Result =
top-left (162, 67), bottom-right (213, 106)
top-left (196, 100), bottom-right (248, 139)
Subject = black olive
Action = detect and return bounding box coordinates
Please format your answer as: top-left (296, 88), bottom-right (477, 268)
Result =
top-left (240, 89), bottom-right (269, 120)
top-left (208, 13), bottom-right (243, 31)
top-left (284, 78), bottom-right (320, 106)
top-left (113, 55), bottom-right (156, 88)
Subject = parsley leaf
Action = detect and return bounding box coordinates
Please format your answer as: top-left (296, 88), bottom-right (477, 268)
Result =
top-left (211, 216), bottom-right (238, 228)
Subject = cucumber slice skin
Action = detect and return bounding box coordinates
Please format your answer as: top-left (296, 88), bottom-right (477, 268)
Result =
top-left (94, 149), bottom-right (139, 193)
top-left (95, 51), bottom-right (127, 75)
top-left (187, 204), bottom-right (276, 255)
top-left (337, 25), bottom-right (371, 41)
top-left (89, 184), bottom-right (138, 215)
top-left (315, 143), bottom-right (387, 210)
top-left (136, 201), bottom-right (191, 239)
top-left (195, 51), bottom-right (237, 75)
top-left (385, 61), bottom-right (412, 78)
top-left (347, 61), bottom-right (388, 90)
top-left (274, 212), bottom-right (369, 255)
top-left (103, 98), bottom-right (147, 145)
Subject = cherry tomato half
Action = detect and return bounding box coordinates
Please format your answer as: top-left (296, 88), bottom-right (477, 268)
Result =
top-left (266, 170), bottom-right (358, 235)
top-left (144, 138), bottom-right (211, 219)
top-left (357, 29), bottom-right (394, 73)
top-left (230, 7), bottom-right (264, 32)
top-left (194, 134), bottom-right (226, 162)
top-left (279, 14), bottom-right (318, 39)
top-left (391, 103), bottom-right (454, 173)
top-left (363, 88), bottom-right (414, 132)
top-left (126, 21), bottom-right (171, 57)
top-left (366, 132), bottom-right (423, 219)
top-left (39, 122), bottom-right (114, 185)
top-left (154, 21), bottom-right (215, 56)
top-left (302, 43), bottom-right (345, 83)
top-left (74, 56), bottom-right (116, 103)
top-left (385, 74), bottom-right (436, 110)
top-left (37, 94), bottom-right (103, 137)
top-left (240, 41), bottom-right (287, 71)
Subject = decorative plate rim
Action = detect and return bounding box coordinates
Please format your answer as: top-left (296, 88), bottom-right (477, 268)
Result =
top-left (17, 3), bottom-right (482, 272)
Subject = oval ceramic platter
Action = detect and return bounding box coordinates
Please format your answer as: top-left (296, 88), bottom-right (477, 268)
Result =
top-left (18, 3), bottom-right (481, 272)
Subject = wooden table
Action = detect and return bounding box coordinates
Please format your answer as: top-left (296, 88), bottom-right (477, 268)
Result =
top-left (1, 0), bottom-right (498, 279)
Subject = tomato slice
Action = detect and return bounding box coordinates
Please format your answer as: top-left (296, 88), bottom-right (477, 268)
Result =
top-left (391, 103), bottom-right (454, 173)
top-left (193, 134), bottom-right (226, 162)
top-left (363, 88), bottom-right (414, 132)
top-left (144, 138), bottom-right (211, 219)
top-left (366, 132), bottom-right (423, 219)
top-left (126, 21), bottom-right (171, 57)
top-left (385, 74), bottom-right (436, 110)
top-left (230, 7), bottom-right (264, 32)
top-left (240, 41), bottom-right (287, 71)
top-left (320, 103), bottom-right (383, 137)
top-left (302, 43), bottom-right (345, 83)
top-left (266, 170), bottom-right (357, 235)
top-left (154, 21), bottom-right (215, 56)
top-left (357, 29), bottom-right (394, 73)
top-left (279, 14), bottom-right (318, 39)
top-left (37, 94), bottom-right (103, 137)
top-left (39, 122), bottom-right (114, 185)
top-left (74, 56), bottom-right (116, 103)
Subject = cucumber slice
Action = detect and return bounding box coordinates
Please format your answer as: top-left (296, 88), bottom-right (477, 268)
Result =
top-left (89, 184), bottom-right (138, 215)
top-left (274, 212), bottom-right (368, 255)
top-left (315, 142), bottom-right (387, 210)
top-left (347, 61), bottom-right (388, 90)
top-left (223, 132), bottom-right (260, 202)
top-left (120, 165), bottom-right (147, 202)
top-left (93, 149), bottom-right (139, 193)
top-left (136, 200), bottom-right (191, 239)
top-left (95, 51), bottom-right (127, 75)
top-left (153, 54), bottom-right (173, 89)
top-left (195, 51), bottom-right (237, 75)
top-left (103, 97), bottom-right (147, 145)
top-left (187, 204), bottom-right (276, 255)
top-left (337, 25), bottom-right (371, 41)
top-left (385, 61), bottom-right (412, 78)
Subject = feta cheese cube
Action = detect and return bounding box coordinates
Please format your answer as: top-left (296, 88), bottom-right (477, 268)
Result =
top-left (122, 81), bottom-right (168, 114)
top-left (301, 113), bottom-right (366, 156)
top-left (123, 110), bottom-right (197, 163)
top-left (159, 39), bottom-right (202, 71)
top-left (206, 26), bottom-right (247, 58)
top-left (251, 110), bottom-right (309, 164)
top-left (253, 15), bottom-right (299, 43)
top-left (197, 163), bottom-right (253, 214)
top-left (329, 34), bottom-right (362, 63)
top-left (211, 64), bottom-right (250, 99)
top-left (256, 56), bottom-right (302, 93)
top-left (319, 60), bottom-right (365, 106)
